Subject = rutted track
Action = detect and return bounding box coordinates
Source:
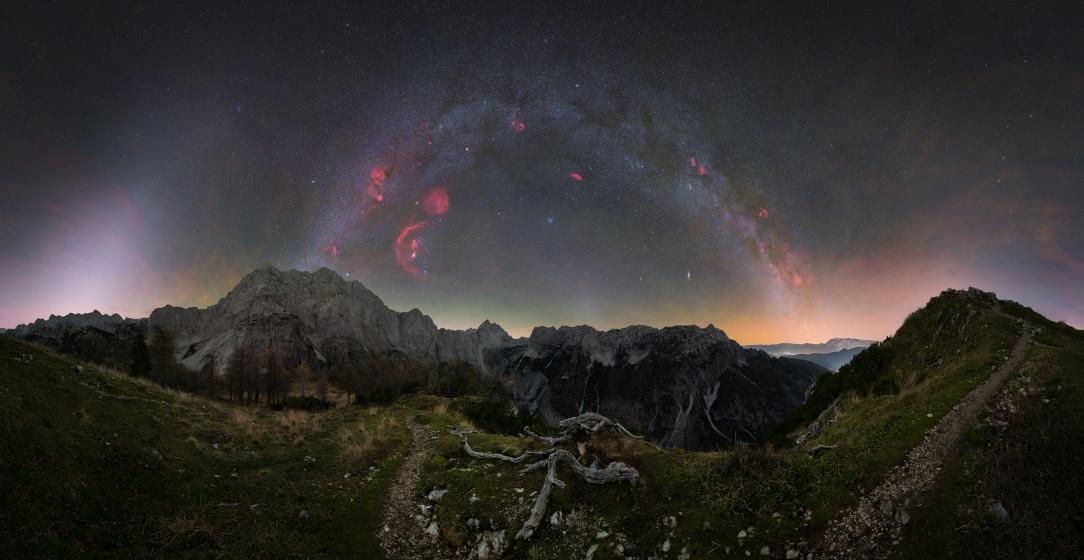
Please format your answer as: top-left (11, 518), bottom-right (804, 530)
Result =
top-left (815, 323), bottom-right (1032, 558)
top-left (377, 420), bottom-right (441, 560)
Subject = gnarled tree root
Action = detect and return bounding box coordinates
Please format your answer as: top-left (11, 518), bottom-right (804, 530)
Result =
top-left (452, 412), bottom-right (641, 541)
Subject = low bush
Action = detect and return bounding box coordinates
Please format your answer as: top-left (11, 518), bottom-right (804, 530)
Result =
top-left (271, 395), bottom-right (335, 411)
top-left (459, 398), bottom-right (554, 436)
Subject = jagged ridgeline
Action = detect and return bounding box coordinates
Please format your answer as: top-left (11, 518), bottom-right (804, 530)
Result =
top-left (137, 266), bottom-right (829, 449)
top-left (7, 266), bottom-right (830, 450)
top-left (766, 288), bottom-right (1054, 447)
top-left (4, 311), bottom-right (148, 372)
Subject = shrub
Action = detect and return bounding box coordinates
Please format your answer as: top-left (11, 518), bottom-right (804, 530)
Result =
top-left (271, 395), bottom-right (335, 411)
top-left (460, 398), bottom-right (550, 436)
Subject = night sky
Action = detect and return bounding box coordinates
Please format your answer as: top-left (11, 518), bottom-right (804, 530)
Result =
top-left (2, 2), bottom-right (1081, 344)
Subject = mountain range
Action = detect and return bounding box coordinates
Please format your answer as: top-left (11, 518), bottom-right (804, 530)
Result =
top-left (8, 265), bottom-right (836, 448)
top-left (748, 337), bottom-right (877, 356)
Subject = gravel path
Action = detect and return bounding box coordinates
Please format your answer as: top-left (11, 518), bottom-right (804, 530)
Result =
top-left (814, 324), bottom-right (1032, 559)
top-left (377, 420), bottom-right (441, 560)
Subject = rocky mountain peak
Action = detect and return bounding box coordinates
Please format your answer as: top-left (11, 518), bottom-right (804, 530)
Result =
top-left (149, 267), bottom-right (508, 374)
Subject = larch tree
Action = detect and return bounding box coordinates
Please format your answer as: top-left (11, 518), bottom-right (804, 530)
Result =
top-left (148, 324), bottom-right (177, 386)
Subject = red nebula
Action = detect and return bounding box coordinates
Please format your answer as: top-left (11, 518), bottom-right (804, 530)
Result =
top-left (690, 157), bottom-right (697, 167)
top-left (510, 120), bottom-right (526, 132)
top-left (758, 207), bottom-right (768, 219)
top-left (568, 173), bottom-right (583, 181)
top-left (421, 188), bottom-right (449, 215)
top-left (793, 274), bottom-right (803, 286)
top-left (369, 166), bottom-right (386, 186)
top-left (395, 222), bottom-right (428, 274)
top-left (325, 244), bottom-right (338, 256)
top-left (364, 165), bottom-right (388, 207)
top-left (697, 165), bottom-right (708, 176)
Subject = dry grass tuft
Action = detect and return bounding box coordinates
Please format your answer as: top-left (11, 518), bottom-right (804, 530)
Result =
top-left (273, 409), bottom-right (324, 445)
top-left (232, 408), bottom-right (267, 441)
top-left (338, 415), bottom-right (400, 465)
top-left (153, 511), bottom-right (222, 547)
top-left (76, 399), bottom-right (93, 425)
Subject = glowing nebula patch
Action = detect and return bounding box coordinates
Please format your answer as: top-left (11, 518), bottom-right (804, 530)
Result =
top-left (421, 188), bottom-right (449, 215)
top-left (395, 222), bottom-right (429, 275)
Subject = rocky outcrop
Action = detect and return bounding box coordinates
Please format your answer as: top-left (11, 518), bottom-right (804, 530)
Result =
top-left (148, 265), bottom-right (513, 372)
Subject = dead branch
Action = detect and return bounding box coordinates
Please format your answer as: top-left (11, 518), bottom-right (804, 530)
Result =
top-left (556, 412), bottom-right (644, 439)
top-left (519, 450), bottom-right (638, 484)
top-left (456, 412), bottom-right (642, 541)
top-left (453, 428), bottom-right (552, 463)
top-left (522, 426), bottom-right (572, 445)
top-left (515, 452), bottom-right (563, 540)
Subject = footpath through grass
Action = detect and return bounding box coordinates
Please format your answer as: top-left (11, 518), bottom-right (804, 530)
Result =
top-left (894, 322), bottom-right (1084, 559)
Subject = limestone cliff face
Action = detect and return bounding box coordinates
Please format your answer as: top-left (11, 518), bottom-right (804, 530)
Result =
top-left (148, 265), bottom-right (511, 373)
top-left (485, 323), bottom-right (827, 448)
top-left (140, 265), bottom-right (825, 448)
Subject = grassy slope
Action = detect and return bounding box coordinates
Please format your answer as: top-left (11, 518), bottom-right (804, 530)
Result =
top-left (2, 289), bottom-right (1080, 559)
top-left (0, 335), bottom-right (408, 559)
top-left (894, 318), bottom-right (1084, 559)
top-left (397, 291), bottom-right (1079, 558)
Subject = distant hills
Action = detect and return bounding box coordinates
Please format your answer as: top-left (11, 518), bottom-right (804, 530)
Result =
top-left (748, 337), bottom-right (877, 371)
top-left (748, 337), bottom-right (877, 356)
top-left (785, 347), bottom-right (867, 371)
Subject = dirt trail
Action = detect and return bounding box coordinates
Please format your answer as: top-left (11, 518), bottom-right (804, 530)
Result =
top-left (815, 324), bottom-right (1032, 559)
top-left (377, 420), bottom-right (441, 560)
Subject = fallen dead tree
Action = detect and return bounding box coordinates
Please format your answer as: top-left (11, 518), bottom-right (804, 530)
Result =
top-left (451, 412), bottom-right (642, 540)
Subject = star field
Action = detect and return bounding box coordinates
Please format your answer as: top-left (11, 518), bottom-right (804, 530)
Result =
top-left (1, 2), bottom-right (1081, 343)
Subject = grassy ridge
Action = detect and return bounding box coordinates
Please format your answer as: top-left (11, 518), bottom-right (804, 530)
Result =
top-left (0, 335), bottom-right (408, 558)
top-left (895, 321), bottom-right (1084, 559)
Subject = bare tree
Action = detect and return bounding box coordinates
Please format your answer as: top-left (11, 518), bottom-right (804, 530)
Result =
top-left (226, 346), bottom-right (258, 404)
top-left (316, 367), bottom-right (329, 402)
top-left (295, 361), bottom-right (312, 397)
top-left (260, 347), bottom-right (289, 406)
top-left (148, 324), bottom-right (177, 386)
top-left (200, 354), bottom-right (217, 398)
top-left (341, 363), bottom-right (359, 405)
